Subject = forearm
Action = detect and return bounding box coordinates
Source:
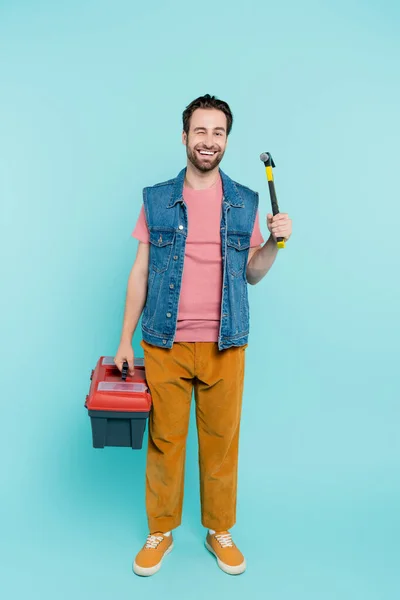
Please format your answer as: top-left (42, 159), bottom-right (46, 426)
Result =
top-left (120, 267), bottom-right (148, 343)
top-left (246, 235), bottom-right (279, 285)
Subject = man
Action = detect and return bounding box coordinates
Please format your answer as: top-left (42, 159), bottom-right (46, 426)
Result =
top-left (114, 94), bottom-right (292, 577)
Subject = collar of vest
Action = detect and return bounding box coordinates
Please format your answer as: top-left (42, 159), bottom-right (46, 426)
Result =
top-left (167, 167), bottom-right (244, 209)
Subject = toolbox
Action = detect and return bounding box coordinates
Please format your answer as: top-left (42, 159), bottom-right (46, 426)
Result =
top-left (85, 356), bottom-right (151, 449)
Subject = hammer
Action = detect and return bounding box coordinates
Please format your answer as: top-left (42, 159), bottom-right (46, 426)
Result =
top-left (260, 152), bottom-right (286, 249)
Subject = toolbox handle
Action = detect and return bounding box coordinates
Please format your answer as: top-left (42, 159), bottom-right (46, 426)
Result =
top-left (121, 361), bottom-right (129, 381)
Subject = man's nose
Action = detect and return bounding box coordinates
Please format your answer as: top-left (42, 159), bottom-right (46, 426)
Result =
top-left (205, 133), bottom-right (214, 147)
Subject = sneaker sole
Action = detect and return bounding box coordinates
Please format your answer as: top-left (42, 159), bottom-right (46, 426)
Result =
top-left (204, 540), bottom-right (246, 575)
top-left (133, 542), bottom-right (174, 577)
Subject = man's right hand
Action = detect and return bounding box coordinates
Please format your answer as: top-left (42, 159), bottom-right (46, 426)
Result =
top-left (114, 341), bottom-right (135, 376)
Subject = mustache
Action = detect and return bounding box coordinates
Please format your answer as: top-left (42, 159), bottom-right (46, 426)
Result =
top-left (194, 146), bottom-right (221, 152)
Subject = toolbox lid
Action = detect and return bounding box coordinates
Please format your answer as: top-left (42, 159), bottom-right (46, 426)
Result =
top-left (97, 382), bottom-right (148, 393)
top-left (86, 356), bottom-right (151, 413)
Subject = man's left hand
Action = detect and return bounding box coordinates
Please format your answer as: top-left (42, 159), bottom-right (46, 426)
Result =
top-left (267, 213), bottom-right (292, 243)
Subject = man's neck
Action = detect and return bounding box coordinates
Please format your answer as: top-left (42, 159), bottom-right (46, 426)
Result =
top-left (184, 161), bottom-right (220, 190)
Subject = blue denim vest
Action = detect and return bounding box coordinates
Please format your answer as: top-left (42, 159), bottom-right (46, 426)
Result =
top-left (141, 167), bottom-right (259, 351)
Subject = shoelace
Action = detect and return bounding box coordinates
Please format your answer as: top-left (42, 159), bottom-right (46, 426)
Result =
top-left (144, 534), bottom-right (164, 549)
top-left (215, 533), bottom-right (234, 548)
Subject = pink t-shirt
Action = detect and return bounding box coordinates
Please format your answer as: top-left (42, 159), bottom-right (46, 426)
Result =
top-left (132, 174), bottom-right (264, 342)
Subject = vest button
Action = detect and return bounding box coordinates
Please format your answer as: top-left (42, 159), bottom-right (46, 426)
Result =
top-left (162, 339), bottom-right (167, 345)
top-left (173, 255), bottom-right (178, 260)
top-left (170, 283), bottom-right (174, 289)
top-left (166, 312), bottom-right (172, 318)
top-left (178, 225), bottom-right (183, 230)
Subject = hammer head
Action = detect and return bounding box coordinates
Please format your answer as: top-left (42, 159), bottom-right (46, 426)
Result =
top-left (260, 152), bottom-right (276, 167)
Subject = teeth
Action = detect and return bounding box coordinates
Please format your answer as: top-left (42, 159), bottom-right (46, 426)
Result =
top-left (199, 150), bottom-right (214, 155)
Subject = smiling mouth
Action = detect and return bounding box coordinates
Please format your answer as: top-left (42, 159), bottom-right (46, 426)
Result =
top-left (197, 149), bottom-right (217, 158)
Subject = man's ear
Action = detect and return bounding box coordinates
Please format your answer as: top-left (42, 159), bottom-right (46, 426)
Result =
top-left (182, 131), bottom-right (187, 146)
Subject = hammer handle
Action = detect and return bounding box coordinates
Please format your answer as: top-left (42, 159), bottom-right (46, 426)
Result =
top-left (265, 165), bottom-right (285, 248)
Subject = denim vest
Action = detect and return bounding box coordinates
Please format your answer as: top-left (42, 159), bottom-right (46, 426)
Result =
top-left (141, 167), bottom-right (259, 351)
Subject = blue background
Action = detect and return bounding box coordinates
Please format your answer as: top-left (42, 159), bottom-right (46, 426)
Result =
top-left (1, 1), bottom-right (399, 598)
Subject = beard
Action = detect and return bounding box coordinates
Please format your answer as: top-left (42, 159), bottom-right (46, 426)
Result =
top-left (186, 144), bottom-right (225, 172)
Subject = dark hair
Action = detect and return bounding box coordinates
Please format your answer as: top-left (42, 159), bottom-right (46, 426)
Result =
top-left (182, 94), bottom-right (233, 136)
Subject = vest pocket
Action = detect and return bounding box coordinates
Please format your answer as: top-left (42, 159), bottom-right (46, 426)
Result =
top-left (149, 228), bottom-right (175, 273)
top-left (226, 232), bottom-right (251, 277)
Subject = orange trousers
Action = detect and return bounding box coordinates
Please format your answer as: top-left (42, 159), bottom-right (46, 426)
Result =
top-left (140, 339), bottom-right (247, 533)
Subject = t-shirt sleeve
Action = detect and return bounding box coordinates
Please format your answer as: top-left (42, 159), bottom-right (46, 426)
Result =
top-left (131, 204), bottom-right (150, 243)
top-left (250, 209), bottom-right (265, 247)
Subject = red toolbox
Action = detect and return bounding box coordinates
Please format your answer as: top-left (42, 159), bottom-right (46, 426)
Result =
top-left (85, 356), bottom-right (151, 449)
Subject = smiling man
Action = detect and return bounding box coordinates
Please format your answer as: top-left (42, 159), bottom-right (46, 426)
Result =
top-left (114, 94), bottom-right (292, 577)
